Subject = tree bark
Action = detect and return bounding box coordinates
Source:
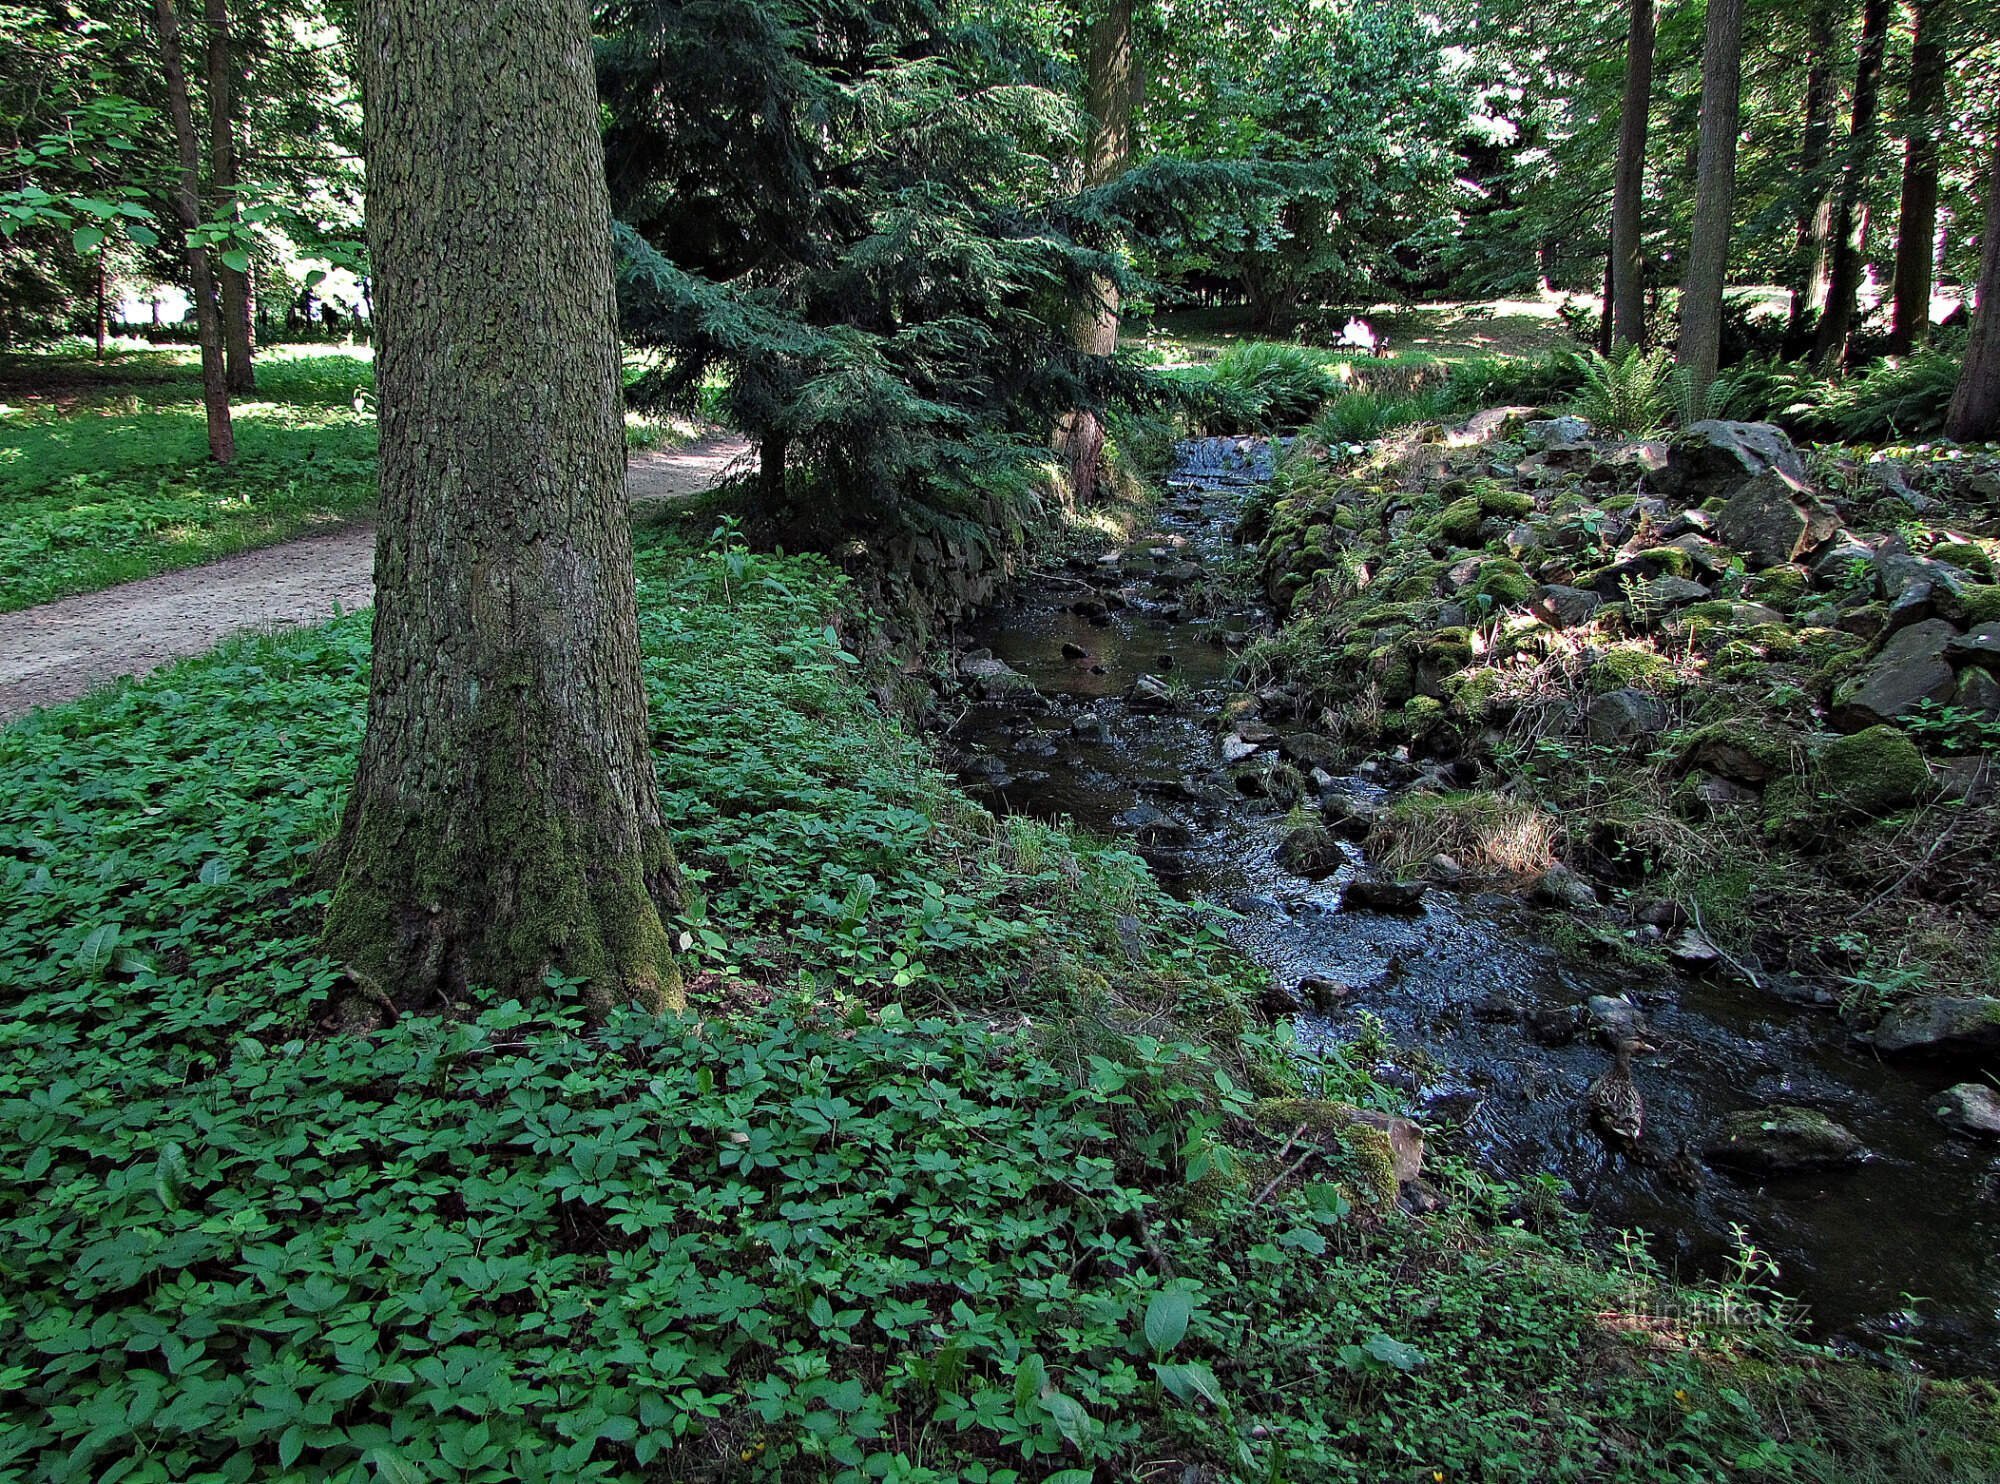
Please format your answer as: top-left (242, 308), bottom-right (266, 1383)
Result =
top-left (94, 257), bottom-right (107, 360)
top-left (1676, 0), bottom-right (1745, 407)
top-left (1609, 0), bottom-right (1656, 349)
top-left (325, 0), bottom-right (683, 1020)
top-left (1815, 0), bottom-right (1892, 369)
top-left (1887, 0), bottom-right (1951, 352)
top-left (151, 0), bottom-right (234, 463)
top-left (1786, 2), bottom-right (1840, 346)
top-left (1056, 0), bottom-right (1135, 502)
top-left (204, 0), bottom-right (255, 391)
top-left (1946, 142), bottom-right (2000, 440)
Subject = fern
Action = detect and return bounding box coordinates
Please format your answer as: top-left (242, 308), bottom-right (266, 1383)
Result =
top-left (1567, 345), bottom-right (1675, 437)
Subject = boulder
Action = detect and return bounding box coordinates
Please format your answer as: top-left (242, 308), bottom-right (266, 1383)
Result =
top-left (1947, 622), bottom-right (2000, 669)
top-left (1128, 674), bottom-right (1175, 712)
top-left (1113, 804), bottom-right (1192, 848)
top-left (1704, 1106), bottom-right (1867, 1175)
top-left (1679, 719), bottom-right (1800, 784)
top-left (1276, 821), bottom-right (1347, 878)
top-left (1534, 863), bottom-right (1600, 911)
top-left (1533, 584), bottom-right (1607, 628)
top-left (1666, 928), bottom-right (1725, 970)
top-left (961, 656), bottom-right (1041, 701)
top-left (1587, 994), bottom-right (1648, 1043)
top-left (1955, 665), bottom-right (2000, 718)
top-left (1873, 996), bottom-right (2000, 1056)
top-left (1830, 620), bottom-right (1960, 730)
top-left (1933, 1083), bottom-right (2000, 1142)
top-left (1716, 468), bottom-right (1840, 569)
top-left (1586, 687), bottom-right (1671, 743)
top-left (1656, 420), bottom-right (1809, 502)
top-left (1342, 878), bottom-right (1428, 913)
top-left (1692, 773), bottom-right (1761, 815)
top-left (1524, 414), bottom-right (1592, 449)
top-left (1070, 712), bottom-right (1110, 744)
top-left (1220, 733), bottom-right (1261, 765)
top-left (1630, 575), bottom-right (1712, 611)
top-left (1817, 725), bottom-right (1929, 816)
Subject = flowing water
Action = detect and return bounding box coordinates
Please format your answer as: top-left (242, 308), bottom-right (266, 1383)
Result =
top-left (943, 437), bottom-right (2000, 1372)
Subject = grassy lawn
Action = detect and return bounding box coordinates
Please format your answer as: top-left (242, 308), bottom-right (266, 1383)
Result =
top-left (0, 346), bottom-right (379, 612)
top-left (1127, 296), bottom-right (1581, 369)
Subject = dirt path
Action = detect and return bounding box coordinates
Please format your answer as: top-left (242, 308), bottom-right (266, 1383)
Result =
top-left (0, 433), bottom-right (752, 723)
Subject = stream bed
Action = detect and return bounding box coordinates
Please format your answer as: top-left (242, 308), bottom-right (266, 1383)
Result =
top-left (943, 437), bottom-right (2000, 1373)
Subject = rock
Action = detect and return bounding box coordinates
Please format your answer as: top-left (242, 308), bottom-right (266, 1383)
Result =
top-left (1070, 712), bottom-right (1110, 744)
top-left (1716, 468), bottom-right (1840, 569)
top-left (1528, 1005), bottom-right (1583, 1046)
top-left (1128, 674), bottom-right (1175, 712)
top-left (1276, 822), bottom-right (1347, 878)
top-left (1693, 773), bottom-right (1761, 815)
top-left (961, 656), bottom-right (1041, 701)
top-left (1259, 979), bottom-right (1306, 1017)
top-left (1320, 790), bottom-right (1387, 839)
top-left (1656, 420), bottom-right (1809, 502)
top-left (1342, 878), bottom-right (1427, 914)
top-left (1587, 994), bottom-right (1648, 1044)
top-left (1873, 996), bottom-right (2000, 1056)
top-left (1956, 665), bottom-right (2000, 718)
top-left (1830, 620), bottom-right (1960, 730)
top-left (1679, 720), bottom-right (1799, 784)
top-left (1297, 975), bottom-right (1352, 1012)
top-left (1532, 584), bottom-right (1606, 628)
top-left (1524, 415), bottom-right (1592, 451)
top-left (1817, 725), bottom-right (1929, 815)
top-left (1346, 1108), bottom-right (1425, 1186)
top-left (1947, 622), bottom-right (2000, 669)
top-left (1935, 755), bottom-right (1996, 804)
top-left (1220, 733), bottom-right (1260, 765)
top-left (1280, 732), bottom-right (1344, 773)
top-left (1113, 804), bottom-right (1193, 848)
top-left (1704, 1106), bottom-right (1867, 1174)
top-left (1585, 687), bottom-right (1670, 743)
top-left (1630, 575), bottom-right (1712, 611)
top-left (1933, 1084), bottom-right (2000, 1142)
top-left (1813, 536), bottom-right (1878, 582)
top-left (1534, 863), bottom-right (1601, 911)
top-left (1060, 641), bottom-right (1089, 660)
top-left (1666, 927), bottom-right (1723, 970)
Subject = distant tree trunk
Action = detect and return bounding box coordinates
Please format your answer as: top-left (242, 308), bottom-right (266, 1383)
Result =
top-left (151, 0), bottom-right (234, 463)
top-left (1786, 2), bottom-right (1840, 346)
top-left (324, 0), bottom-right (682, 1020)
top-left (1057, 0), bottom-right (1135, 502)
top-left (1815, 0), bottom-right (1892, 369)
top-left (1609, 0), bottom-right (1656, 349)
top-left (1888, 0), bottom-right (1951, 352)
top-left (1677, 0), bottom-right (1746, 407)
top-left (1946, 142), bottom-right (2000, 439)
top-left (204, 0), bottom-right (255, 391)
top-left (94, 258), bottom-right (107, 360)
top-left (1598, 252), bottom-right (1615, 354)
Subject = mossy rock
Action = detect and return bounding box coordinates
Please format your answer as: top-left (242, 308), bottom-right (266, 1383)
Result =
top-left (1480, 488), bottom-right (1536, 520)
top-left (1445, 666), bottom-right (1508, 719)
top-left (1817, 725), bottom-right (1929, 817)
top-left (1589, 644), bottom-right (1677, 692)
top-left (1961, 585), bottom-right (2000, 624)
top-left (1636, 545), bottom-right (1698, 579)
top-left (1931, 541), bottom-right (1995, 579)
top-left (1433, 496), bottom-right (1484, 546)
top-left (1417, 626), bottom-right (1476, 673)
top-left (1467, 559), bottom-right (1534, 607)
top-left (1248, 1098), bottom-right (1415, 1208)
top-left (1602, 494), bottom-right (1638, 513)
top-left (1404, 695), bottom-right (1446, 732)
top-left (1747, 565), bottom-right (1811, 605)
top-left (1680, 717), bottom-right (1801, 784)
top-left (1761, 774), bottom-right (1814, 841)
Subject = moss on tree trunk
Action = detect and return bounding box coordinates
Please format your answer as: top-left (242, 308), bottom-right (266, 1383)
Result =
top-left (325, 0), bottom-right (682, 1020)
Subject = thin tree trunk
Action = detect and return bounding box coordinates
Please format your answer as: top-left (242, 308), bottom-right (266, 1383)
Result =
top-left (151, 0), bottom-right (234, 463)
top-left (94, 257), bottom-right (107, 360)
top-left (1888, 0), bottom-right (1951, 352)
top-left (1057, 0), bottom-right (1135, 502)
top-left (325, 0), bottom-right (682, 1019)
top-left (204, 0), bottom-right (255, 391)
top-left (1677, 0), bottom-right (1746, 407)
top-left (1816, 0), bottom-right (1892, 369)
top-left (1610, 0), bottom-right (1656, 349)
top-left (1787, 2), bottom-right (1840, 346)
top-left (1946, 142), bottom-right (2000, 439)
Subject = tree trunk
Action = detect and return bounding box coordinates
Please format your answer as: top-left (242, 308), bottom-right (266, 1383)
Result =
top-left (1610, 0), bottom-right (1656, 349)
top-left (1676, 0), bottom-right (1746, 407)
top-left (1946, 142), bottom-right (2000, 440)
top-left (1887, 0), bottom-right (1951, 352)
top-left (1815, 0), bottom-right (1892, 369)
top-left (151, 0), bottom-right (234, 463)
top-left (1057, 0), bottom-right (1135, 502)
top-left (204, 0), bottom-right (256, 391)
top-left (94, 257), bottom-right (107, 360)
top-left (1786, 2), bottom-right (1840, 346)
top-left (324, 0), bottom-right (682, 1020)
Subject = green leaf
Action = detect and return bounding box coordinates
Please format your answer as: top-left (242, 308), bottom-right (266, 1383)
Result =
top-left (220, 248), bottom-right (252, 273)
top-left (77, 923), bottom-right (122, 978)
top-left (199, 858), bottom-right (230, 886)
top-left (1143, 1289), bottom-right (1192, 1355)
top-left (1154, 1361), bottom-right (1224, 1407)
top-left (72, 226), bottom-right (105, 253)
top-left (1362, 1333), bottom-right (1426, 1371)
top-left (125, 222), bottom-right (158, 248)
top-left (1279, 1226), bottom-right (1327, 1254)
top-left (1041, 1391), bottom-right (1091, 1447)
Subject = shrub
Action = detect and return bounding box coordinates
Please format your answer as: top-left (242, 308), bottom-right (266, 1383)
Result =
top-left (1567, 344), bottom-right (1675, 437)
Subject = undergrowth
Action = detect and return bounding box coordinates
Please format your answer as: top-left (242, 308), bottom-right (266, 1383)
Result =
top-left (2, 529), bottom-right (1995, 1480)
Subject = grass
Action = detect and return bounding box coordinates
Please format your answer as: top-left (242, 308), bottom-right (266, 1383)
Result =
top-left (9, 518), bottom-right (1997, 1478)
top-left (0, 347), bottom-right (378, 611)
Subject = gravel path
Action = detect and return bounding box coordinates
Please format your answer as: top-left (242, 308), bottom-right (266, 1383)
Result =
top-left (0, 433), bottom-right (752, 723)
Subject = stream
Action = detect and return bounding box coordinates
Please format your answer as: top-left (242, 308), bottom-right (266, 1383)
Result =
top-left (943, 437), bottom-right (2000, 1373)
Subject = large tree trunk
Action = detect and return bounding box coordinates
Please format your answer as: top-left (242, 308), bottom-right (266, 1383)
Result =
top-left (1946, 142), bottom-right (2000, 440)
top-left (1056, 0), bottom-right (1135, 502)
top-left (1815, 0), bottom-right (1892, 369)
top-left (1786, 2), bottom-right (1840, 347)
top-left (325, 0), bottom-right (682, 1020)
top-left (204, 0), bottom-right (255, 392)
top-left (1887, 0), bottom-right (1951, 352)
top-left (1676, 0), bottom-right (1745, 407)
top-left (1609, 0), bottom-right (1656, 349)
top-left (151, 0), bottom-right (234, 463)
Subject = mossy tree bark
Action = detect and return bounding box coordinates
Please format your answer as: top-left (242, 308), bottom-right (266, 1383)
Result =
top-left (1675, 0), bottom-right (1744, 408)
top-left (1946, 142), bottom-right (2000, 441)
top-left (151, 0), bottom-right (234, 464)
top-left (325, 0), bottom-right (683, 1020)
top-left (1608, 0), bottom-right (1656, 350)
top-left (1785, 2), bottom-right (1840, 348)
top-left (1056, 0), bottom-right (1135, 503)
top-left (1887, 0), bottom-right (1952, 353)
top-left (1814, 0), bottom-right (1891, 370)
top-left (203, 0), bottom-right (255, 393)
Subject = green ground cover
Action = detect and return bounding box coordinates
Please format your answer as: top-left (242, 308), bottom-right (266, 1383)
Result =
top-left (0, 348), bottom-right (379, 611)
top-left (3, 518), bottom-right (1995, 1482)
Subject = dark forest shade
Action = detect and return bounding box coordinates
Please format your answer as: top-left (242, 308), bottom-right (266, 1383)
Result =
top-left (323, 0), bottom-right (682, 1018)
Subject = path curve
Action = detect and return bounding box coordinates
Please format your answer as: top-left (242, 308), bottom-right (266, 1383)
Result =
top-left (0, 433), bottom-right (753, 723)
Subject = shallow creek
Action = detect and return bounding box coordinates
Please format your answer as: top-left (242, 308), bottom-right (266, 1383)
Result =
top-left (942, 437), bottom-right (2000, 1372)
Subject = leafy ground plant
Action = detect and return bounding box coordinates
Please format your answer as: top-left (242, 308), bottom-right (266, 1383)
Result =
top-left (3, 528), bottom-right (1996, 1481)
